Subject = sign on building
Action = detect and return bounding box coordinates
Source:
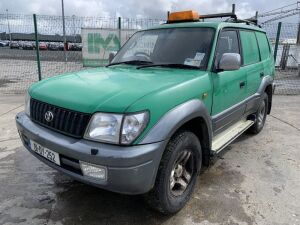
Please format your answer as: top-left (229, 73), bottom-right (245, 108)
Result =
top-left (81, 28), bottom-right (136, 67)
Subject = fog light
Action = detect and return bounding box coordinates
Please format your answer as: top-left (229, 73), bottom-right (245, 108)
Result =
top-left (80, 161), bottom-right (107, 180)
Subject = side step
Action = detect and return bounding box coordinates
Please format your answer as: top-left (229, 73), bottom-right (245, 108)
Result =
top-left (211, 120), bottom-right (254, 155)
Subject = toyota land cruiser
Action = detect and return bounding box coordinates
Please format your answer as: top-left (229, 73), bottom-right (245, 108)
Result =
top-left (16, 10), bottom-right (275, 214)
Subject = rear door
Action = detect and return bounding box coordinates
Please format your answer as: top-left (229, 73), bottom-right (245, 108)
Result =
top-left (255, 31), bottom-right (274, 80)
top-left (211, 29), bottom-right (247, 133)
top-left (239, 30), bottom-right (263, 98)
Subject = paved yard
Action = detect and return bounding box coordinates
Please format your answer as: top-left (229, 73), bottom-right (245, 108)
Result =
top-left (0, 59), bottom-right (83, 94)
top-left (0, 95), bottom-right (299, 225)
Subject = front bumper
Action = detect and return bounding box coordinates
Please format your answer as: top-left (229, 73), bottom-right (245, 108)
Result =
top-left (16, 112), bottom-right (166, 195)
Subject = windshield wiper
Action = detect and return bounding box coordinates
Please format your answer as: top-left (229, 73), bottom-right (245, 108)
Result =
top-left (136, 63), bottom-right (199, 70)
top-left (106, 60), bottom-right (153, 67)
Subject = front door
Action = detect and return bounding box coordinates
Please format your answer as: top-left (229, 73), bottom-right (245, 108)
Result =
top-left (211, 29), bottom-right (247, 133)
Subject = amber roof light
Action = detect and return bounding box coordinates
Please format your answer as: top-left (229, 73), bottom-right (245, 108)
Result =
top-left (168, 10), bottom-right (199, 23)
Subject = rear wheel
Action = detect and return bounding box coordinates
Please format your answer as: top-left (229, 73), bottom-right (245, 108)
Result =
top-left (145, 131), bottom-right (202, 214)
top-left (248, 92), bottom-right (268, 134)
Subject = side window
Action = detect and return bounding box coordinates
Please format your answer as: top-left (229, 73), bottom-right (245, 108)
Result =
top-left (215, 30), bottom-right (240, 64)
top-left (240, 30), bottom-right (260, 65)
top-left (256, 32), bottom-right (270, 60)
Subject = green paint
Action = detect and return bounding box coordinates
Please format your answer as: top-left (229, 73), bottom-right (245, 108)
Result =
top-left (29, 66), bottom-right (212, 143)
top-left (29, 21), bottom-right (274, 145)
top-left (274, 22), bottom-right (282, 63)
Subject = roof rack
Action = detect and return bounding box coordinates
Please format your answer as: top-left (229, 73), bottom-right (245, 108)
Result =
top-left (199, 4), bottom-right (237, 20)
top-left (200, 4), bottom-right (260, 27)
top-left (225, 18), bottom-right (261, 28)
top-left (166, 4), bottom-right (261, 27)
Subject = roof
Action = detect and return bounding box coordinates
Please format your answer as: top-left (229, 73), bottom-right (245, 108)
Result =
top-left (147, 21), bottom-right (265, 33)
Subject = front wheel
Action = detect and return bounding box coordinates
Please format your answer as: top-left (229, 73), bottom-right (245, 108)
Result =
top-left (145, 131), bottom-right (202, 214)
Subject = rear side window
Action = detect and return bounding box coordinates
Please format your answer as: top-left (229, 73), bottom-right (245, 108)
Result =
top-left (240, 30), bottom-right (260, 65)
top-left (256, 32), bottom-right (270, 60)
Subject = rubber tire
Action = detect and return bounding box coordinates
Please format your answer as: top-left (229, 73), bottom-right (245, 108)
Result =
top-left (144, 131), bottom-right (202, 214)
top-left (248, 92), bottom-right (268, 134)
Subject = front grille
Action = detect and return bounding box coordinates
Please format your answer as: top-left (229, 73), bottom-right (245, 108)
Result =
top-left (30, 99), bottom-right (91, 138)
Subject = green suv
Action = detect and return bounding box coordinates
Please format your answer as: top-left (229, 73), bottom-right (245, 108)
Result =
top-left (16, 11), bottom-right (275, 214)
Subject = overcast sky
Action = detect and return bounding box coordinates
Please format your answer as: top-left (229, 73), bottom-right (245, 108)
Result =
top-left (0, 0), bottom-right (298, 22)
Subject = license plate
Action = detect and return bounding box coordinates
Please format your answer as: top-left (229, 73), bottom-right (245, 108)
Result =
top-left (30, 140), bottom-right (61, 166)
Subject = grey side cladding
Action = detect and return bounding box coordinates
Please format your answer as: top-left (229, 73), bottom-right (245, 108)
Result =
top-left (258, 75), bottom-right (274, 114)
top-left (141, 99), bottom-right (212, 146)
top-left (257, 75), bottom-right (273, 95)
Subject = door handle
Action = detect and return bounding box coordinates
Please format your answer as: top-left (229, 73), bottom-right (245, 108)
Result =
top-left (260, 72), bottom-right (264, 78)
top-left (240, 81), bottom-right (246, 88)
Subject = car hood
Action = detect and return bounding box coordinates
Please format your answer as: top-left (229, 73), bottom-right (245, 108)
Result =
top-left (29, 66), bottom-right (204, 113)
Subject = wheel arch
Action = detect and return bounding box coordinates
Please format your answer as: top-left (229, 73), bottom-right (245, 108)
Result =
top-left (257, 75), bottom-right (274, 115)
top-left (176, 117), bottom-right (211, 166)
top-left (140, 99), bottom-right (212, 166)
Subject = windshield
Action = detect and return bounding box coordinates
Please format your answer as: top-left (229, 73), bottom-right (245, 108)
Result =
top-left (111, 27), bottom-right (215, 69)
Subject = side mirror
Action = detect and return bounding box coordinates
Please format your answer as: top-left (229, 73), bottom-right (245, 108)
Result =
top-left (108, 52), bottom-right (116, 64)
top-left (218, 53), bottom-right (241, 71)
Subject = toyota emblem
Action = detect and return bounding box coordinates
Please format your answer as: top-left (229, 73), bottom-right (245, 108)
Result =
top-left (45, 111), bottom-right (54, 122)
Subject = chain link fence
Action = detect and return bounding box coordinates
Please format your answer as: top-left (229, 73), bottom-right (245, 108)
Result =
top-left (262, 23), bottom-right (300, 95)
top-left (0, 14), bottom-right (162, 94)
top-left (0, 13), bottom-right (299, 95)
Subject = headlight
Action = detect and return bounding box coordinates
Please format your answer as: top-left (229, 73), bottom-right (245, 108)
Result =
top-left (121, 112), bottom-right (149, 144)
top-left (84, 111), bottom-right (149, 145)
top-left (84, 113), bottom-right (122, 143)
top-left (25, 92), bottom-right (30, 117)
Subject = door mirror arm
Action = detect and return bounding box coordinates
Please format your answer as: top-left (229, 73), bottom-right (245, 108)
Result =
top-left (212, 60), bottom-right (223, 73)
top-left (213, 67), bottom-right (224, 73)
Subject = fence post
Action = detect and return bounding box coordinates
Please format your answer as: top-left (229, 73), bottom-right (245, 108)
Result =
top-left (297, 23), bottom-right (300, 76)
top-left (274, 22), bottom-right (282, 63)
top-left (61, 0), bottom-right (67, 62)
top-left (118, 17), bottom-right (121, 50)
top-left (33, 14), bottom-right (42, 81)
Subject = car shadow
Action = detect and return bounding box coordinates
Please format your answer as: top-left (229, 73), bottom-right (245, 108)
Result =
top-left (211, 132), bottom-right (255, 161)
top-left (50, 175), bottom-right (171, 225)
top-left (49, 132), bottom-right (255, 224)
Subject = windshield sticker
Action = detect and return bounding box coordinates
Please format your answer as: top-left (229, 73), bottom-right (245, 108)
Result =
top-left (194, 52), bottom-right (205, 61)
top-left (184, 58), bottom-right (196, 66)
top-left (184, 53), bottom-right (205, 67)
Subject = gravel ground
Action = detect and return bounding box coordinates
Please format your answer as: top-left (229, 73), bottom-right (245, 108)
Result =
top-left (0, 95), bottom-right (299, 225)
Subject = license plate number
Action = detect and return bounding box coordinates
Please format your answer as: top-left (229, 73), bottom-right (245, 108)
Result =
top-left (30, 140), bottom-right (61, 166)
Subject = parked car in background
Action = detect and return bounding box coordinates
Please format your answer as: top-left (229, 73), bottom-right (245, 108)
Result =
top-left (58, 42), bottom-right (65, 51)
top-left (10, 41), bottom-right (19, 49)
top-left (39, 42), bottom-right (48, 50)
top-left (48, 42), bottom-right (60, 51)
top-left (22, 41), bottom-right (35, 50)
top-left (68, 43), bottom-right (82, 51)
top-left (0, 40), bottom-right (9, 47)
